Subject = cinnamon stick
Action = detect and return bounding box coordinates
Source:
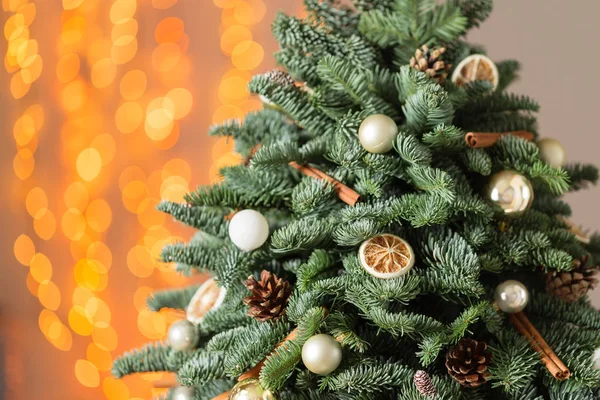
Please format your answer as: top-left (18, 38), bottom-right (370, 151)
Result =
top-left (212, 392), bottom-right (230, 400)
top-left (508, 312), bottom-right (570, 380)
top-left (289, 162), bottom-right (360, 206)
top-left (465, 131), bottom-right (534, 148)
top-left (210, 328), bottom-right (300, 400)
top-left (238, 327), bottom-right (300, 381)
top-left (152, 374), bottom-right (177, 388)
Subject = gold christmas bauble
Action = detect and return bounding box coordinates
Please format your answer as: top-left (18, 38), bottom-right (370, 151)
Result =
top-left (358, 114), bottom-right (398, 154)
top-left (486, 171), bottom-right (533, 215)
top-left (229, 378), bottom-right (276, 400)
top-left (537, 138), bottom-right (566, 168)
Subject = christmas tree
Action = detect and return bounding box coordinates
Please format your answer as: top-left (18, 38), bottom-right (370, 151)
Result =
top-left (113, 1), bottom-right (600, 399)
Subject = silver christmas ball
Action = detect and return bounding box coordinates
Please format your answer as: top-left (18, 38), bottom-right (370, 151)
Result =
top-left (358, 114), bottom-right (398, 154)
top-left (168, 319), bottom-right (199, 351)
top-left (301, 334), bottom-right (342, 375)
top-left (228, 209), bottom-right (270, 252)
top-left (171, 386), bottom-right (195, 400)
top-left (537, 138), bottom-right (566, 168)
top-left (486, 171), bottom-right (533, 215)
top-left (229, 378), bottom-right (276, 400)
top-left (495, 280), bottom-right (529, 313)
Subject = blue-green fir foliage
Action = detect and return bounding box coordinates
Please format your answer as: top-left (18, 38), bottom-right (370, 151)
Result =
top-left (113, 1), bottom-right (600, 399)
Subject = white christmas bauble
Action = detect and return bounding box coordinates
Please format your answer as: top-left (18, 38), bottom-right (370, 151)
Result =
top-left (537, 138), bottom-right (566, 168)
top-left (171, 386), bottom-right (195, 400)
top-left (168, 319), bottom-right (199, 351)
top-left (358, 114), bottom-right (398, 154)
top-left (494, 280), bottom-right (529, 313)
top-left (301, 334), bottom-right (342, 375)
top-left (228, 209), bottom-right (270, 252)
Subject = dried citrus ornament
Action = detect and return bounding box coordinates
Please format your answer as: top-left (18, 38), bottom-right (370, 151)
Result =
top-left (451, 54), bottom-right (499, 90)
top-left (358, 234), bottom-right (415, 279)
top-left (186, 278), bottom-right (226, 324)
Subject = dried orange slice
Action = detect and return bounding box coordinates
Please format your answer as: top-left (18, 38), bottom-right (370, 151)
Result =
top-left (358, 234), bottom-right (415, 279)
top-left (186, 278), bottom-right (226, 325)
top-left (558, 216), bottom-right (591, 244)
top-left (451, 54), bottom-right (499, 90)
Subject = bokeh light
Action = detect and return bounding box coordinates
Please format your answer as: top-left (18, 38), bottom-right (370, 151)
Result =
top-left (76, 148), bottom-right (102, 181)
top-left (85, 199), bottom-right (112, 233)
top-left (29, 252), bottom-right (52, 283)
top-left (119, 69), bottom-right (146, 100)
top-left (75, 359), bottom-right (100, 388)
top-left (14, 234), bottom-right (35, 265)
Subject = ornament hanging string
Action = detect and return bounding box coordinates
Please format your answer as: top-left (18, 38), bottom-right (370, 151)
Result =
top-left (508, 311), bottom-right (570, 380)
top-left (289, 162), bottom-right (360, 206)
top-left (465, 131), bottom-right (534, 148)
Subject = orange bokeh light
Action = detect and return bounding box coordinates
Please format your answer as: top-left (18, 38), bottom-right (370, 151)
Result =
top-left (220, 25), bottom-right (252, 55)
top-left (25, 186), bottom-right (47, 218)
top-left (29, 252), bottom-right (52, 284)
top-left (76, 148), bottom-right (102, 181)
top-left (111, 36), bottom-right (137, 64)
top-left (115, 101), bottom-right (143, 134)
top-left (75, 359), bottom-right (100, 388)
top-left (61, 15), bottom-right (85, 45)
top-left (87, 241), bottom-right (113, 271)
top-left (110, 0), bottom-right (137, 24)
top-left (127, 245), bottom-right (155, 278)
top-left (56, 52), bottom-right (80, 83)
top-left (61, 208), bottom-right (87, 241)
top-left (85, 198), bottom-right (112, 233)
top-left (74, 259), bottom-right (108, 292)
top-left (87, 343), bottom-right (113, 372)
top-left (61, 79), bottom-right (87, 112)
top-left (151, 43), bottom-right (181, 72)
top-left (92, 326), bottom-right (118, 352)
top-left (14, 234), bottom-right (35, 266)
top-left (103, 377), bottom-right (130, 400)
top-left (91, 134), bottom-right (117, 166)
top-left (33, 209), bottom-right (57, 241)
top-left (231, 40), bottom-right (264, 70)
top-left (119, 69), bottom-right (146, 100)
top-left (64, 181), bottom-right (89, 211)
top-left (91, 58), bottom-right (117, 89)
top-left (155, 17), bottom-right (184, 44)
top-left (112, 18), bottom-right (138, 43)
top-left (38, 281), bottom-right (62, 311)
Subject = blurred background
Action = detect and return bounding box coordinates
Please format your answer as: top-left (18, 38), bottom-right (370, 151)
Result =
top-left (1, 0), bottom-right (598, 399)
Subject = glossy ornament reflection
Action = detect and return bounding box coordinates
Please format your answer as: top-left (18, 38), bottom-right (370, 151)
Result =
top-left (229, 378), bottom-right (276, 400)
top-left (495, 280), bottom-right (529, 313)
top-left (487, 171), bottom-right (533, 215)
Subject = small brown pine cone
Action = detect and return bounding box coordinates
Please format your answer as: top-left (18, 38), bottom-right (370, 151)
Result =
top-left (414, 370), bottom-right (437, 397)
top-left (264, 69), bottom-right (295, 87)
top-left (410, 45), bottom-right (451, 84)
top-left (546, 255), bottom-right (599, 303)
top-left (243, 270), bottom-right (293, 322)
top-left (445, 338), bottom-right (492, 388)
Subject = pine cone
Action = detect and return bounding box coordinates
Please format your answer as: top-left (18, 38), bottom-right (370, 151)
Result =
top-left (243, 270), bottom-right (293, 322)
top-left (445, 338), bottom-right (492, 387)
top-left (546, 255), bottom-right (599, 303)
top-left (414, 370), bottom-right (437, 397)
top-left (410, 45), bottom-right (451, 84)
top-left (264, 69), bottom-right (295, 87)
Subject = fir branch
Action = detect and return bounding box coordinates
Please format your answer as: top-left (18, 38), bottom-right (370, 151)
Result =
top-left (271, 217), bottom-right (335, 254)
top-left (147, 285), bottom-right (199, 312)
top-left (177, 351), bottom-right (228, 386)
top-left (112, 342), bottom-right (187, 378)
